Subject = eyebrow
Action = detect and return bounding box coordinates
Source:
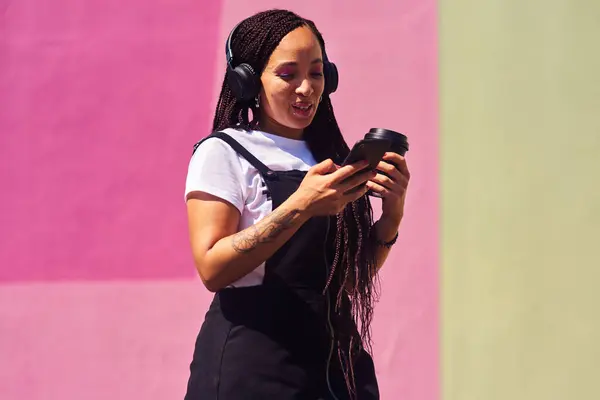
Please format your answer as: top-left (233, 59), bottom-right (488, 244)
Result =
top-left (275, 58), bottom-right (323, 68)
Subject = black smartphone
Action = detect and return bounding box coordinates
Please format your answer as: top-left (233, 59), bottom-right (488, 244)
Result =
top-left (341, 139), bottom-right (391, 170)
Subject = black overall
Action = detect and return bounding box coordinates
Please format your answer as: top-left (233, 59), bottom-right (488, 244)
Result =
top-left (185, 131), bottom-right (379, 400)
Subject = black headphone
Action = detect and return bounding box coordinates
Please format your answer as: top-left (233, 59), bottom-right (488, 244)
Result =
top-left (225, 21), bottom-right (339, 103)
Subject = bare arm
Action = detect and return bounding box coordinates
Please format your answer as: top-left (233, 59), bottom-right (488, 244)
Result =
top-left (371, 215), bottom-right (402, 271)
top-left (366, 152), bottom-right (410, 271)
top-left (187, 191), bottom-right (311, 292)
top-left (342, 214), bottom-right (400, 293)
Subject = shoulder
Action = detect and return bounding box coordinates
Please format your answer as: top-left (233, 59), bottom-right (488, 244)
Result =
top-left (193, 129), bottom-right (238, 155)
top-left (192, 128), bottom-right (266, 154)
top-left (185, 133), bottom-right (249, 211)
top-left (189, 131), bottom-right (251, 180)
top-left (219, 127), bottom-right (274, 148)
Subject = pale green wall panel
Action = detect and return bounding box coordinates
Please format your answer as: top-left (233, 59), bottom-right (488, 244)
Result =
top-left (440, 1), bottom-right (600, 400)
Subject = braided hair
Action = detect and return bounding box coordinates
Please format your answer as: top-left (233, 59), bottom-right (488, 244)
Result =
top-left (211, 9), bottom-right (380, 398)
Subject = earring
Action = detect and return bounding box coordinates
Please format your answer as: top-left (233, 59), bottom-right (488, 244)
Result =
top-left (255, 95), bottom-right (260, 108)
top-left (319, 96), bottom-right (323, 103)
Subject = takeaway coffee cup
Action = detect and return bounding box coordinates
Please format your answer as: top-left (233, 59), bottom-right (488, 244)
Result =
top-left (364, 128), bottom-right (409, 198)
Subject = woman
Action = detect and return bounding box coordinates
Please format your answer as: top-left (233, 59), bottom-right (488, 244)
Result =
top-left (184, 9), bottom-right (410, 400)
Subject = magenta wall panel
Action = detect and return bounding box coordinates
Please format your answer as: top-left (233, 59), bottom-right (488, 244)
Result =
top-left (0, 1), bottom-right (222, 281)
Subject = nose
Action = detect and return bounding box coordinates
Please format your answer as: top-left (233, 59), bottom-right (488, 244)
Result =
top-left (295, 78), bottom-right (314, 97)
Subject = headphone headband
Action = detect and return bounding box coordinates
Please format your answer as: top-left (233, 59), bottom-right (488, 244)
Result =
top-left (226, 20), bottom-right (333, 67)
top-left (225, 20), bottom-right (242, 68)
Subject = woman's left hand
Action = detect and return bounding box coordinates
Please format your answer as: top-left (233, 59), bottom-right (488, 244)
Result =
top-left (365, 152), bottom-right (410, 223)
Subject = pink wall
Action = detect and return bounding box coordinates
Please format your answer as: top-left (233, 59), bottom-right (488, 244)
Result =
top-left (0, 1), bottom-right (437, 399)
top-left (0, 0), bottom-right (222, 281)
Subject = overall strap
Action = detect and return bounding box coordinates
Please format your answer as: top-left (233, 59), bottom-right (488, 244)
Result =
top-left (193, 131), bottom-right (277, 180)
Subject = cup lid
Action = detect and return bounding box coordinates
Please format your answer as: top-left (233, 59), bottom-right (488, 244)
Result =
top-left (366, 128), bottom-right (408, 149)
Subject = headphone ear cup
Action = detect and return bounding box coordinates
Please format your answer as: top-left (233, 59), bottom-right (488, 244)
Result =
top-left (323, 61), bottom-right (339, 95)
top-left (227, 63), bottom-right (260, 103)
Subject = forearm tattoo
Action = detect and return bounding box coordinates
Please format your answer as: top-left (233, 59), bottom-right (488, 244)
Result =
top-left (231, 208), bottom-right (301, 253)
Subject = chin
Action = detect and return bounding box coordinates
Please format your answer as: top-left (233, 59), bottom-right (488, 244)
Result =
top-left (286, 118), bottom-right (314, 130)
top-left (286, 109), bottom-right (317, 129)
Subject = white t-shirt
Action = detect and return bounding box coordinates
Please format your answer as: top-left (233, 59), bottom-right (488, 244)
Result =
top-left (184, 127), bottom-right (318, 287)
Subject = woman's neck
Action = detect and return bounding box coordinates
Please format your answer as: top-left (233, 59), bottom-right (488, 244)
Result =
top-left (257, 114), bottom-right (304, 141)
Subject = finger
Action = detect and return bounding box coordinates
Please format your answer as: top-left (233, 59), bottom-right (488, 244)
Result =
top-left (382, 152), bottom-right (403, 166)
top-left (342, 183), bottom-right (370, 203)
top-left (366, 180), bottom-right (399, 200)
top-left (369, 173), bottom-right (396, 191)
top-left (330, 160), bottom-right (370, 182)
top-left (312, 158), bottom-right (338, 174)
top-left (371, 172), bottom-right (409, 191)
top-left (374, 160), bottom-right (403, 183)
top-left (338, 168), bottom-right (377, 190)
top-left (383, 153), bottom-right (410, 179)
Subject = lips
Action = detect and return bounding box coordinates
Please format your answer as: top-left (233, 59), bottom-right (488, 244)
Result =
top-left (292, 103), bottom-right (312, 110)
top-left (291, 103), bottom-right (314, 118)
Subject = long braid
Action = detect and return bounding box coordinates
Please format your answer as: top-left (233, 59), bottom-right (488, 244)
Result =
top-left (209, 10), bottom-right (381, 399)
top-left (312, 88), bottom-right (380, 398)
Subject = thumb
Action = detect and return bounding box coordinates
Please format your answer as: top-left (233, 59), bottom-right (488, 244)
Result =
top-left (310, 158), bottom-right (337, 175)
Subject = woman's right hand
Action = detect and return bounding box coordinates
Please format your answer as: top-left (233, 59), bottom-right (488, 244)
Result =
top-left (290, 159), bottom-right (376, 217)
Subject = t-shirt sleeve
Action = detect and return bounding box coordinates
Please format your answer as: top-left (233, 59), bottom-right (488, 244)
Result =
top-left (184, 138), bottom-right (246, 215)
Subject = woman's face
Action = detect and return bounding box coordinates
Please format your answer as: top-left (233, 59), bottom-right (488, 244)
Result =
top-left (259, 26), bottom-right (326, 139)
